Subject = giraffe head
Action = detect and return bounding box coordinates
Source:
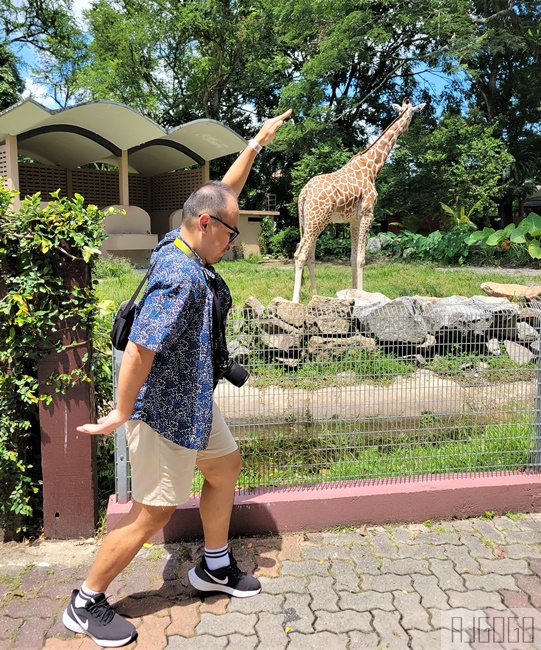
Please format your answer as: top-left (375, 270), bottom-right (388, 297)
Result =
top-left (391, 98), bottom-right (426, 115)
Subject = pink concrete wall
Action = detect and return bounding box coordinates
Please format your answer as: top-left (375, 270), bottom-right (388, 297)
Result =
top-left (107, 471), bottom-right (541, 542)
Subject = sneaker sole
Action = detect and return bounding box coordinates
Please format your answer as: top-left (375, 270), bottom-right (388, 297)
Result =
top-left (188, 567), bottom-right (261, 598)
top-left (62, 606), bottom-right (137, 648)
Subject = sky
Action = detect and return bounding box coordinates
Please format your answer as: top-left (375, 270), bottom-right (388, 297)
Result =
top-left (19, 0), bottom-right (91, 108)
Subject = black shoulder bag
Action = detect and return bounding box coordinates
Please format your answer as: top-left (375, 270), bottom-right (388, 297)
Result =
top-left (111, 271), bottom-right (149, 351)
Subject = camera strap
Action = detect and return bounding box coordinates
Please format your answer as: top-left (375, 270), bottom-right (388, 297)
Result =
top-left (173, 236), bottom-right (226, 360)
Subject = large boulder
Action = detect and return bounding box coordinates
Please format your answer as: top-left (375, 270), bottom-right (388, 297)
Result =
top-left (424, 296), bottom-right (491, 339)
top-left (307, 295), bottom-right (354, 336)
top-left (481, 281), bottom-right (541, 301)
top-left (362, 296), bottom-right (428, 344)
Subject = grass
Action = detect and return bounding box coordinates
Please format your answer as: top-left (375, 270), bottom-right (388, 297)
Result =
top-left (95, 255), bottom-right (541, 308)
top-left (230, 413), bottom-right (535, 489)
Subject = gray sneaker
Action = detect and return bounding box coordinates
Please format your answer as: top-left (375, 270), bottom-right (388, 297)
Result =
top-left (188, 551), bottom-right (261, 598)
top-left (63, 589), bottom-right (137, 647)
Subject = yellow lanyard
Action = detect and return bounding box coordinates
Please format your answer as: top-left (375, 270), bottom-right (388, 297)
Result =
top-left (174, 236), bottom-right (196, 259)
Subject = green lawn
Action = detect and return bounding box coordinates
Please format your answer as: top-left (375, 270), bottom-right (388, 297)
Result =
top-left (95, 256), bottom-right (541, 308)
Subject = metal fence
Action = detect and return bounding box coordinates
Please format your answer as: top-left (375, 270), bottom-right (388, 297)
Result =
top-left (114, 299), bottom-right (541, 502)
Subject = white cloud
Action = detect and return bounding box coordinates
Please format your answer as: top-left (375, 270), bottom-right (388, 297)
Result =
top-left (71, 0), bottom-right (93, 26)
top-left (22, 78), bottom-right (57, 109)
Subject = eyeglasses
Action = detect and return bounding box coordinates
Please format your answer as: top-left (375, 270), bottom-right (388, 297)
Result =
top-left (208, 214), bottom-right (240, 243)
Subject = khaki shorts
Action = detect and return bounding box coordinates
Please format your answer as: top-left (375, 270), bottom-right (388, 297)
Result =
top-left (126, 401), bottom-right (238, 507)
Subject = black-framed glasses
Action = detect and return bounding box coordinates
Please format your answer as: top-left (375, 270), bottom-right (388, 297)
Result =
top-left (207, 214), bottom-right (240, 243)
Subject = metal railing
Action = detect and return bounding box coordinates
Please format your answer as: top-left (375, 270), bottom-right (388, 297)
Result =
top-left (114, 301), bottom-right (541, 501)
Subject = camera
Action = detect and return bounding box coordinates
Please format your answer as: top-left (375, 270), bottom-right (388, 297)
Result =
top-left (219, 358), bottom-right (250, 388)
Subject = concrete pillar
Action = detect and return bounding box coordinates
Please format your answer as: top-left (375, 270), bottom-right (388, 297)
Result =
top-left (202, 160), bottom-right (210, 183)
top-left (118, 149), bottom-right (129, 205)
top-left (5, 134), bottom-right (20, 210)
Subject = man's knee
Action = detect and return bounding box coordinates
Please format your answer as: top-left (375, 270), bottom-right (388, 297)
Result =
top-left (130, 501), bottom-right (177, 532)
top-left (199, 450), bottom-right (242, 485)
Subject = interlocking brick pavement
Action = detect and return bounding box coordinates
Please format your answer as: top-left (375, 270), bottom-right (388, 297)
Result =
top-left (2, 513), bottom-right (541, 648)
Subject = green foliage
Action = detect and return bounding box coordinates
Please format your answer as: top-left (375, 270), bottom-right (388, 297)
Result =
top-left (268, 226), bottom-right (300, 258)
top-left (257, 216), bottom-right (274, 256)
top-left (377, 225), bottom-right (474, 265)
top-left (0, 43), bottom-right (24, 110)
top-left (94, 254), bottom-right (136, 279)
top-left (466, 213), bottom-right (541, 261)
top-left (376, 114), bottom-right (515, 228)
top-left (0, 187), bottom-right (109, 533)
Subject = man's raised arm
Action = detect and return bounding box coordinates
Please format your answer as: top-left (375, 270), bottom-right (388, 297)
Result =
top-left (222, 109), bottom-right (292, 196)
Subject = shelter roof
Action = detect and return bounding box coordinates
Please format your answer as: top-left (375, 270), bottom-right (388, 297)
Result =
top-left (0, 99), bottom-right (247, 175)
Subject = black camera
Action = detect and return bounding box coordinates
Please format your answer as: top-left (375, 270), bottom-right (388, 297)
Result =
top-left (219, 358), bottom-right (250, 388)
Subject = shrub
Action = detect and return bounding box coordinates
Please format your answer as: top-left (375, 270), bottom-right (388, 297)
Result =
top-left (269, 226), bottom-right (300, 258)
top-left (0, 188), bottom-right (110, 535)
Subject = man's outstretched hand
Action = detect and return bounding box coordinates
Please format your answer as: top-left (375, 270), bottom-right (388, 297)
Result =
top-left (77, 409), bottom-right (128, 436)
top-left (252, 108), bottom-right (292, 147)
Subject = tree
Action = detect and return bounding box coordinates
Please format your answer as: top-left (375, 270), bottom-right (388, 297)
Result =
top-left (0, 0), bottom-right (82, 107)
top-left (0, 43), bottom-right (24, 110)
top-left (436, 0), bottom-right (541, 223)
top-left (375, 112), bottom-right (515, 230)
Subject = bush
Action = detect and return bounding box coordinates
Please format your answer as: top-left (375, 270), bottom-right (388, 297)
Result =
top-left (269, 226), bottom-right (300, 258)
top-left (0, 189), bottom-right (110, 535)
top-left (95, 254), bottom-right (135, 279)
top-left (376, 225), bottom-right (474, 265)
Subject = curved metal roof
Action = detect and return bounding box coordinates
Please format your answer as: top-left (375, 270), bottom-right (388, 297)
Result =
top-left (0, 99), bottom-right (247, 175)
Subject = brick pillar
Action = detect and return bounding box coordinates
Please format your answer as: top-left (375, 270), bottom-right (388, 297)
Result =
top-left (38, 259), bottom-right (97, 538)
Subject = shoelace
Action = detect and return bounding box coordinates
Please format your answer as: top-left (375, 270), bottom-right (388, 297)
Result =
top-left (227, 554), bottom-right (244, 578)
top-left (86, 594), bottom-right (116, 625)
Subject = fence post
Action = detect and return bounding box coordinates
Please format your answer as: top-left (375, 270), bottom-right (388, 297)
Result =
top-left (38, 259), bottom-right (97, 539)
top-left (113, 348), bottom-right (130, 503)
top-left (533, 317), bottom-right (541, 471)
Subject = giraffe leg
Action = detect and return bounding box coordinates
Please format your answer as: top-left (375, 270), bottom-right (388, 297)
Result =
top-left (293, 233), bottom-right (319, 302)
top-left (350, 219), bottom-right (361, 290)
top-left (292, 262), bottom-right (304, 303)
top-left (355, 208), bottom-right (374, 292)
top-left (308, 248), bottom-right (317, 296)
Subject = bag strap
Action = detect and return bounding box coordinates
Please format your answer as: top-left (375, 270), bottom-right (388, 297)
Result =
top-left (124, 270), bottom-right (149, 311)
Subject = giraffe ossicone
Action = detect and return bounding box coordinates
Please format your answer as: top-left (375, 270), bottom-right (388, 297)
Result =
top-left (292, 98), bottom-right (425, 303)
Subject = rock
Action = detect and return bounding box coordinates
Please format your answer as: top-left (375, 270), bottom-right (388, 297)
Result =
top-left (417, 334), bottom-right (437, 352)
top-left (228, 336), bottom-right (252, 364)
top-left (307, 334), bottom-right (376, 356)
top-left (275, 356), bottom-right (301, 370)
top-left (517, 321), bottom-right (539, 342)
top-left (366, 236), bottom-right (382, 252)
top-left (504, 340), bottom-right (535, 364)
top-left (362, 296), bottom-right (428, 344)
top-left (466, 295), bottom-right (520, 339)
top-left (259, 316), bottom-right (303, 336)
top-left (259, 331), bottom-right (303, 355)
top-left (268, 296), bottom-right (306, 328)
top-left (486, 338), bottom-right (501, 356)
top-left (518, 306), bottom-right (541, 327)
top-left (307, 295), bottom-right (354, 336)
top-left (336, 288), bottom-right (391, 322)
top-left (481, 281), bottom-right (541, 301)
top-left (243, 295), bottom-right (265, 318)
top-left (424, 296), bottom-right (491, 338)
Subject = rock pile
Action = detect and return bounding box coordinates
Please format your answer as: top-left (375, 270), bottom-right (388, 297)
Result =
top-left (229, 285), bottom-right (541, 367)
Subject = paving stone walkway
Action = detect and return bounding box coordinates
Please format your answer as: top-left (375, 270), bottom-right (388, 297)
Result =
top-left (2, 514), bottom-right (541, 649)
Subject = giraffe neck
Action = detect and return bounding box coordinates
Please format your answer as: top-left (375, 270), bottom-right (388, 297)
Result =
top-left (349, 109), bottom-right (415, 176)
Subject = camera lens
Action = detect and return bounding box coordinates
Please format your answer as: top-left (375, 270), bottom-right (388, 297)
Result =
top-left (222, 359), bottom-right (249, 387)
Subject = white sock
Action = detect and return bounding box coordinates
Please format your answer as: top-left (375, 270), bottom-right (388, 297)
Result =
top-left (74, 581), bottom-right (103, 608)
top-left (204, 544), bottom-right (230, 571)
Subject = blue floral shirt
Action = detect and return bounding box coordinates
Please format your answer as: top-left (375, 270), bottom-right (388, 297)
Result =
top-left (128, 230), bottom-right (230, 450)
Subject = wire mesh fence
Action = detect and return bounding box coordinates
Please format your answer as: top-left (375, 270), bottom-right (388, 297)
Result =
top-left (114, 297), bottom-right (541, 502)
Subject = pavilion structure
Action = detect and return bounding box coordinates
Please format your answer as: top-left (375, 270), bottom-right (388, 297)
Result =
top-left (0, 99), bottom-right (277, 264)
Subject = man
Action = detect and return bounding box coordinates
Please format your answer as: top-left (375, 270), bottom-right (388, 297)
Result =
top-left (62, 109), bottom-right (291, 648)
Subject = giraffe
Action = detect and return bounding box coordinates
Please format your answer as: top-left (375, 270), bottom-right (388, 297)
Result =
top-left (292, 98), bottom-right (425, 303)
